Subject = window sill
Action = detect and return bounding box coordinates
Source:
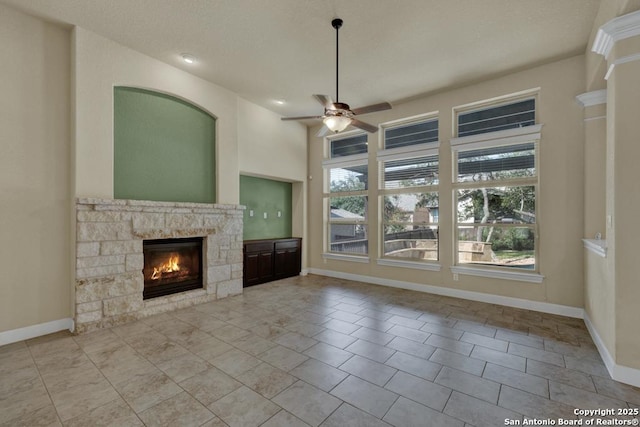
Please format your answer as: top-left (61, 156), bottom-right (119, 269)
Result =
top-left (583, 239), bottom-right (607, 258)
top-left (450, 265), bottom-right (544, 283)
top-left (377, 258), bottom-right (441, 271)
top-left (322, 253), bottom-right (370, 264)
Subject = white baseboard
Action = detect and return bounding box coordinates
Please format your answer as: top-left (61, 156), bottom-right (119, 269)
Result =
top-left (308, 268), bottom-right (584, 318)
top-left (584, 313), bottom-right (640, 388)
top-left (0, 318), bottom-right (74, 346)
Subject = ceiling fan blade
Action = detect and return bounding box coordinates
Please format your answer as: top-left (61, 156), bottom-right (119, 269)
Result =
top-left (281, 115), bottom-right (323, 121)
top-left (351, 102), bottom-right (392, 116)
top-left (316, 125), bottom-right (331, 137)
top-left (350, 118), bottom-right (378, 133)
top-left (313, 94), bottom-right (334, 109)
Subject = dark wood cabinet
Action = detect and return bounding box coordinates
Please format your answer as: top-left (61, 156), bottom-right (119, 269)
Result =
top-left (243, 238), bottom-right (301, 287)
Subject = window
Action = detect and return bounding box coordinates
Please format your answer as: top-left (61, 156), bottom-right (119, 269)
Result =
top-left (378, 116), bottom-right (439, 264)
top-left (452, 97), bottom-right (541, 276)
top-left (324, 133), bottom-right (369, 256)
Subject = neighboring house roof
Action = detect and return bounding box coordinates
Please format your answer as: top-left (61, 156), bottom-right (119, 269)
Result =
top-left (330, 208), bottom-right (365, 220)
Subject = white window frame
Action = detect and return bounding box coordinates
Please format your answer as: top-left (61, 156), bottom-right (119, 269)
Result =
top-left (377, 114), bottom-right (441, 271)
top-left (451, 99), bottom-right (543, 283)
top-left (322, 131), bottom-right (370, 262)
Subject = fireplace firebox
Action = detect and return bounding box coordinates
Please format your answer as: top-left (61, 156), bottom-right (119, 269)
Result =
top-left (143, 237), bottom-right (204, 300)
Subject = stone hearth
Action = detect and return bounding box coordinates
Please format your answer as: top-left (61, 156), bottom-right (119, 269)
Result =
top-left (74, 198), bottom-right (243, 333)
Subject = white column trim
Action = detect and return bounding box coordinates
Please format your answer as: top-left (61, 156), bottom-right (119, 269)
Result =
top-left (575, 89), bottom-right (607, 107)
top-left (592, 9), bottom-right (640, 58)
top-left (604, 52), bottom-right (640, 80)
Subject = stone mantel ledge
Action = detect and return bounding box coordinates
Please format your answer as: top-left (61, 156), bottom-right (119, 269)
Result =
top-left (76, 197), bottom-right (245, 212)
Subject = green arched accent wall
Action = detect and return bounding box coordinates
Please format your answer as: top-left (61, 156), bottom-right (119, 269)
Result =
top-left (114, 87), bottom-right (216, 203)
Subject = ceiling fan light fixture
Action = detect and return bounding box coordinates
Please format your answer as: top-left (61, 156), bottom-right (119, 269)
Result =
top-left (324, 115), bottom-right (351, 133)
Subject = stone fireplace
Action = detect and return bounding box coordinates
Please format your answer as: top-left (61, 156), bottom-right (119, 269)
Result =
top-left (74, 198), bottom-right (244, 333)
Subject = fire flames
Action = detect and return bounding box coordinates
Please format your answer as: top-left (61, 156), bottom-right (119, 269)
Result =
top-left (151, 254), bottom-right (181, 280)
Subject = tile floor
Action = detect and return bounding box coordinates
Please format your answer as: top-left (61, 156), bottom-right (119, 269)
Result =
top-left (2, 274), bottom-right (639, 427)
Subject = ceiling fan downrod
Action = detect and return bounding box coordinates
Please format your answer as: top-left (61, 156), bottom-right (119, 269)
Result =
top-left (332, 18), bottom-right (343, 104)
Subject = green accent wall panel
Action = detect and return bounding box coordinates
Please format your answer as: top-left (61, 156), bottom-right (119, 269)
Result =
top-left (114, 87), bottom-right (216, 203)
top-left (240, 175), bottom-right (292, 240)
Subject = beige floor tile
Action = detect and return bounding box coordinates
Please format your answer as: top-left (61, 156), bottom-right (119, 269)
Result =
top-left (498, 385), bottom-right (575, 420)
top-left (261, 410), bottom-right (312, 427)
top-left (330, 375), bottom-right (398, 419)
top-left (289, 358), bottom-right (349, 391)
top-left (435, 366), bottom-right (500, 403)
top-left (210, 348), bottom-right (261, 377)
top-left (259, 345), bottom-right (308, 371)
top-left (273, 381), bottom-right (342, 426)
top-left (6, 276), bottom-right (638, 427)
top-left (116, 371), bottom-right (182, 413)
top-left (508, 342), bottom-right (565, 367)
top-left (550, 380), bottom-right (628, 409)
top-left (461, 331), bottom-right (508, 351)
top-left (236, 362), bottom-right (297, 398)
top-left (420, 322), bottom-right (464, 340)
top-left (328, 310), bottom-right (363, 324)
top-left (351, 326), bottom-right (394, 345)
top-left (322, 318), bottom-right (362, 335)
top-left (0, 386), bottom-right (54, 427)
top-left (470, 345), bottom-right (526, 371)
top-left (429, 348), bottom-right (486, 376)
top-left (564, 354), bottom-right (610, 377)
top-left (425, 334), bottom-right (474, 356)
top-left (49, 377), bottom-right (120, 421)
top-left (64, 398), bottom-right (143, 427)
top-left (483, 362), bottom-right (548, 397)
top-left (444, 391), bottom-right (522, 427)
top-left (304, 342), bottom-right (353, 367)
top-left (321, 403), bottom-right (392, 427)
top-left (526, 359), bottom-right (596, 391)
top-left (313, 329), bottom-right (357, 349)
top-left (179, 367), bottom-right (242, 407)
top-left (384, 396), bottom-right (463, 427)
top-left (0, 403), bottom-right (61, 427)
top-left (284, 320), bottom-right (326, 337)
top-left (139, 391), bottom-right (215, 426)
top-left (592, 375), bottom-right (640, 406)
top-left (156, 351), bottom-right (210, 382)
top-left (385, 336), bottom-right (436, 359)
top-left (385, 350), bottom-right (442, 381)
top-left (385, 371), bottom-right (452, 411)
top-left (339, 355), bottom-right (397, 386)
top-left (388, 324), bottom-right (431, 343)
top-left (274, 332), bottom-right (318, 352)
top-left (210, 386), bottom-right (280, 427)
top-left (345, 339), bottom-right (395, 363)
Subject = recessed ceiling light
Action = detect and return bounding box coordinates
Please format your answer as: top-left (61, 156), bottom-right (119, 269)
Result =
top-left (181, 53), bottom-right (196, 64)
top-left (274, 99), bottom-right (286, 105)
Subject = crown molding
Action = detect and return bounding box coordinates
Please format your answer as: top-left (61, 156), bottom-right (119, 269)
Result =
top-left (592, 10), bottom-right (640, 58)
top-left (575, 89), bottom-right (607, 107)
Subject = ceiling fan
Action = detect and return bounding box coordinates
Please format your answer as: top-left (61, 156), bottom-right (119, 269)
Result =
top-left (281, 18), bottom-right (392, 136)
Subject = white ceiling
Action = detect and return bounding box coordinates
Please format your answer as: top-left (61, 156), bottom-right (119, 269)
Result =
top-left (3, 0), bottom-right (601, 119)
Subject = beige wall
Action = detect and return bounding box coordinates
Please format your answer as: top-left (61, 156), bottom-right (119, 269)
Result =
top-left (609, 35), bottom-right (640, 370)
top-left (237, 98), bottom-right (308, 263)
top-left (583, 2), bottom-right (640, 377)
top-left (0, 4), bottom-right (72, 332)
top-left (308, 55), bottom-right (586, 307)
top-left (73, 27), bottom-right (240, 204)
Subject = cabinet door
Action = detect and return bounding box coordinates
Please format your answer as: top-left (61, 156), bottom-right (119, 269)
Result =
top-left (244, 253), bottom-right (260, 287)
top-left (257, 251), bottom-right (274, 281)
top-left (274, 247), bottom-right (301, 279)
